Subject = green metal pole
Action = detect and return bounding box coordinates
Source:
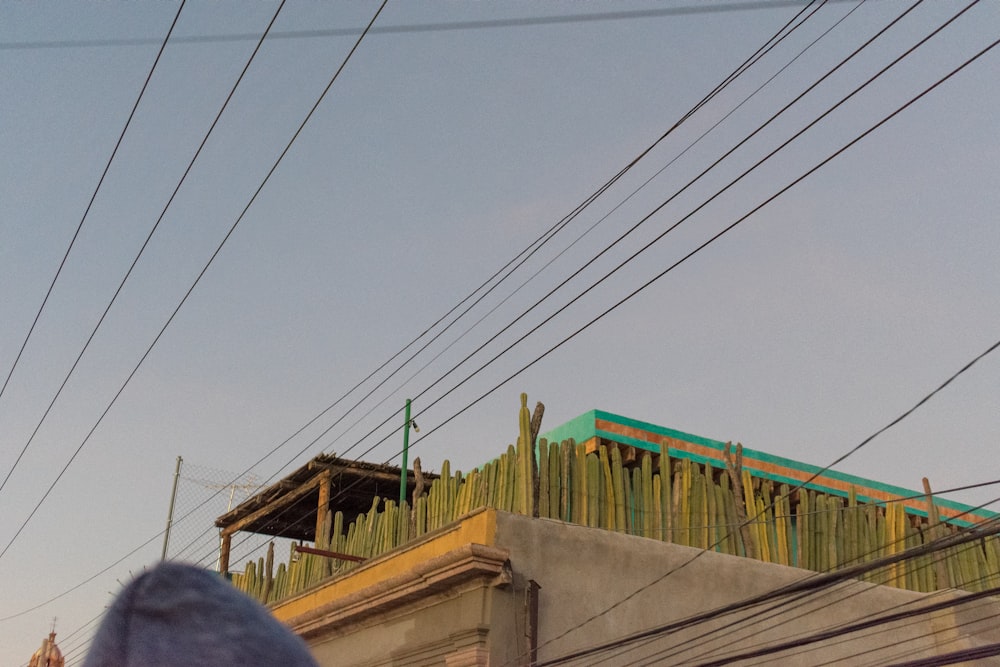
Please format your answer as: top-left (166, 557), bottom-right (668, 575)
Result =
top-left (400, 399), bottom-right (412, 507)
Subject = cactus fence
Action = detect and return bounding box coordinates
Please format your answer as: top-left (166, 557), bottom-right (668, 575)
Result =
top-left (230, 395), bottom-right (1000, 605)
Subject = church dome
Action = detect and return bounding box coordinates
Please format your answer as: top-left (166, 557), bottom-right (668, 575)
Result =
top-left (29, 631), bottom-right (64, 667)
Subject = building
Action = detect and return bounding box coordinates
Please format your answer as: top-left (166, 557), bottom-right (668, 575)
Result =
top-left (218, 409), bottom-right (1000, 665)
top-left (270, 508), bottom-right (1000, 665)
top-left (28, 631), bottom-right (64, 667)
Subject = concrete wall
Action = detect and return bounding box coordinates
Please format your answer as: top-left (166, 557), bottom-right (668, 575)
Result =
top-left (495, 512), bottom-right (1000, 665)
top-left (276, 509), bottom-right (1000, 665)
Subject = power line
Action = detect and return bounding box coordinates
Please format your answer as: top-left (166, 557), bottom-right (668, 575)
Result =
top-left (15, 2), bottom-right (992, 656)
top-left (576, 494), bottom-right (1000, 666)
top-left (852, 609), bottom-right (1000, 666)
top-left (301, 0), bottom-right (842, 465)
top-left (0, 1), bottom-right (186, 488)
top-left (606, 528), bottom-right (1000, 665)
top-left (220, 0), bottom-right (997, 617)
top-left (335, 0), bottom-right (948, 478)
top-left (538, 501), bottom-right (1000, 666)
top-left (219, 0), bottom-right (832, 496)
top-left (657, 538), bottom-right (996, 664)
top-left (0, 0), bottom-right (388, 564)
top-left (0, 1), bottom-right (857, 51)
top-left (165, 0), bottom-right (825, 568)
top-left (880, 641), bottom-right (1000, 667)
top-left (210, 0), bottom-right (977, 573)
top-left (691, 579), bottom-right (1000, 665)
top-left (518, 38), bottom-right (1000, 663)
top-left (0, 529), bottom-right (162, 623)
top-left (774, 593), bottom-right (1000, 667)
top-left (0, 1), bottom-right (287, 502)
top-left (1, 0), bottom-right (816, 619)
top-left (538, 503), bottom-right (1000, 666)
top-left (217, 6), bottom-right (1000, 636)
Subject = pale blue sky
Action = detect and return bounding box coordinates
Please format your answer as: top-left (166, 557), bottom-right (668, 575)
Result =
top-left (1, 1), bottom-right (998, 662)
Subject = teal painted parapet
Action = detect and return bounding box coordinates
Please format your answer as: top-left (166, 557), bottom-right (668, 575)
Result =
top-left (541, 410), bottom-right (995, 528)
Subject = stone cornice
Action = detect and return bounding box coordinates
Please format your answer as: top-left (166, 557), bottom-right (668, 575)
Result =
top-left (282, 542), bottom-right (510, 640)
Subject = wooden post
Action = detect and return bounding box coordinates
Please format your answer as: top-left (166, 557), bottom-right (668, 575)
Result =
top-left (219, 532), bottom-right (232, 575)
top-left (527, 579), bottom-right (541, 665)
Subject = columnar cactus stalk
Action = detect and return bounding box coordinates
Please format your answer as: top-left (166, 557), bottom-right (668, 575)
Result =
top-left (573, 443), bottom-right (587, 526)
top-left (660, 446), bottom-right (672, 544)
top-left (704, 462), bottom-right (716, 550)
top-left (538, 439), bottom-right (550, 519)
top-left (548, 443), bottom-right (561, 520)
top-left (598, 446), bottom-right (614, 532)
top-left (586, 453), bottom-right (600, 529)
top-left (641, 454), bottom-right (654, 541)
top-left (611, 447), bottom-right (626, 534)
top-left (229, 396), bottom-right (1000, 606)
top-left (518, 393), bottom-right (534, 517)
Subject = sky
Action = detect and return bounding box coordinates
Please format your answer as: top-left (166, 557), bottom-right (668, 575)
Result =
top-left (1, 0), bottom-right (999, 662)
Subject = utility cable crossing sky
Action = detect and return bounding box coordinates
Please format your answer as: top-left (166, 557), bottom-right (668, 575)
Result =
top-left (1, 1), bottom-right (997, 663)
top-left (91, 0), bottom-right (828, 575)
top-left (0, 0), bottom-right (388, 564)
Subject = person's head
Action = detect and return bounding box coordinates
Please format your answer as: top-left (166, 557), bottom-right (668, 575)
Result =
top-left (84, 562), bottom-right (317, 666)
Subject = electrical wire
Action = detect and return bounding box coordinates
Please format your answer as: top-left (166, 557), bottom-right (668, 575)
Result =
top-left (791, 597), bottom-right (1000, 666)
top-left (17, 1), bottom-right (1000, 656)
top-left (0, 529), bottom-right (162, 623)
top-left (680, 544), bottom-right (996, 664)
top-left (13, 2), bottom-right (992, 664)
top-left (207, 0), bottom-right (841, 529)
top-left (1, 0), bottom-right (816, 617)
top-left (690, 579), bottom-right (1000, 666)
top-left (162, 0), bottom-right (827, 568)
top-left (0, 1), bottom-right (288, 508)
top-left (520, 89), bottom-right (1000, 656)
top-left (0, 0), bottom-right (388, 565)
top-left (602, 535), bottom-right (998, 666)
top-left (875, 641), bottom-right (1000, 667)
top-left (523, 29), bottom-right (1000, 663)
top-left (0, 1), bottom-right (186, 493)
top-left (71, 25), bottom-right (1000, 667)
top-left (575, 492), bottom-right (1000, 666)
top-left (533, 318), bottom-right (999, 665)
top-left (860, 609), bottom-right (1000, 667)
top-left (538, 504), bottom-right (1000, 666)
top-left (294, 0), bottom-right (859, 476)
top-left (290, 0), bottom-right (963, 518)
top-left (208, 21), bottom-right (1000, 643)
top-left (37, 13), bottom-right (1000, 667)
top-left (211, 0), bottom-right (990, 574)
top-left (0, 1), bottom-right (859, 51)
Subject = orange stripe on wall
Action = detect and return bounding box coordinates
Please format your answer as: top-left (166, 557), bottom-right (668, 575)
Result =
top-left (594, 420), bottom-right (977, 523)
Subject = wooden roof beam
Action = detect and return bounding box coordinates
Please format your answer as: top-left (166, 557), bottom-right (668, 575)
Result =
top-left (219, 471), bottom-right (325, 537)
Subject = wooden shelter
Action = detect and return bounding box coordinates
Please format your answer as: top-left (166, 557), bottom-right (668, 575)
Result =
top-left (215, 454), bottom-right (434, 574)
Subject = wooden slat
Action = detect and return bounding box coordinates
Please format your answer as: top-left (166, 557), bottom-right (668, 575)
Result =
top-left (221, 471), bottom-right (325, 537)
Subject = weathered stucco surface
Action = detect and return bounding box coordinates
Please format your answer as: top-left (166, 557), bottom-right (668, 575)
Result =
top-left (274, 509), bottom-right (1000, 665)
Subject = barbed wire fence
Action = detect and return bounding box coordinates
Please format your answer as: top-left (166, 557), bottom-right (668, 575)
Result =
top-left (162, 458), bottom-right (281, 572)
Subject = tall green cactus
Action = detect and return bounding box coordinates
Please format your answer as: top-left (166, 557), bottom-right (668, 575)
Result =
top-left (229, 395), bottom-right (998, 606)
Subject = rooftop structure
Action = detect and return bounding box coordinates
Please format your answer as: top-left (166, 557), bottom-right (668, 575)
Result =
top-left (214, 454), bottom-right (436, 575)
top-left (28, 631), bottom-right (64, 667)
top-left (543, 409), bottom-right (995, 526)
top-left (219, 405), bottom-right (999, 609)
top-left (271, 508), bottom-right (1000, 666)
